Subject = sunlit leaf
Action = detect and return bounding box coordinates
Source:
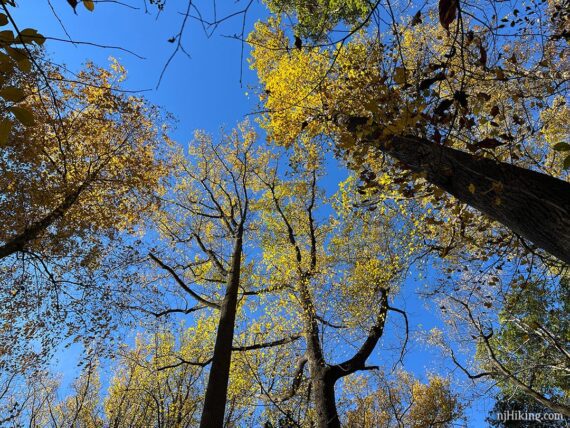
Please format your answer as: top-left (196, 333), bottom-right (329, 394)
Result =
top-left (84, 0), bottom-right (95, 11)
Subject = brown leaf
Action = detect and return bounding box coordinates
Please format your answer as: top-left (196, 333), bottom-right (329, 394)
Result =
top-left (83, 0), bottom-right (95, 11)
top-left (418, 72), bottom-right (446, 91)
top-left (478, 43), bottom-right (487, 69)
top-left (439, 0), bottom-right (458, 31)
top-left (477, 92), bottom-right (491, 101)
top-left (453, 90), bottom-right (468, 109)
top-left (411, 11), bottom-right (422, 26)
top-left (434, 99), bottom-right (453, 116)
top-left (476, 138), bottom-right (504, 150)
top-left (433, 128), bottom-right (442, 144)
top-left (294, 36), bottom-right (302, 50)
top-left (67, 0), bottom-right (78, 13)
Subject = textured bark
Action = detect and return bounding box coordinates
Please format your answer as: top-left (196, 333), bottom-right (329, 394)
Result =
top-left (374, 135), bottom-right (570, 264)
top-left (311, 368), bottom-right (341, 428)
top-left (304, 290), bottom-right (391, 427)
top-left (298, 275), bottom-right (343, 428)
top-left (199, 226), bottom-right (243, 428)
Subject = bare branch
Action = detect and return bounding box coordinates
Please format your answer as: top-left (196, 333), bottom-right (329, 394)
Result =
top-left (148, 252), bottom-right (220, 309)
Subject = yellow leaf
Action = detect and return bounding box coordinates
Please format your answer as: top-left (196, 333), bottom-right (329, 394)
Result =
top-left (468, 183), bottom-right (476, 194)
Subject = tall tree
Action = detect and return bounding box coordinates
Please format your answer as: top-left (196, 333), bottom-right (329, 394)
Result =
top-left (146, 123), bottom-right (297, 427)
top-left (249, 0), bottom-right (570, 264)
top-left (252, 144), bottom-right (422, 427)
top-left (0, 58), bottom-right (169, 373)
top-left (487, 394), bottom-right (568, 427)
top-left (341, 370), bottom-right (464, 428)
top-left (104, 324), bottom-right (211, 427)
top-left (0, 59), bottom-right (167, 262)
top-left (432, 269), bottom-right (570, 416)
top-left (1, 356), bottom-right (103, 427)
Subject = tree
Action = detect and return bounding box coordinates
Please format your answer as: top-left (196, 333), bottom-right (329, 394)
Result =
top-left (487, 394), bottom-right (568, 427)
top-left (342, 370), bottom-right (464, 428)
top-left (4, 1), bottom-right (569, 266)
top-left (475, 276), bottom-right (570, 416)
top-left (432, 270), bottom-right (570, 416)
top-left (0, 58), bottom-right (167, 261)
top-left (0, 57), bottom-right (169, 373)
top-left (248, 142), bottom-right (423, 427)
top-left (52, 358), bottom-right (104, 428)
top-left (1, 356), bottom-right (103, 427)
top-left (248, 0), bottom-right (570, 264)
top-left (142, 123), bottom-right (302, 427)
top-left (0, 3), bottom-right (45, 138)
top-left (104, 324), bottom-right (210, 427)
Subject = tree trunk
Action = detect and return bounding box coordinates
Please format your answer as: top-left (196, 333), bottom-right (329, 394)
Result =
top-left (298, 275), bottom-right (341, 428)
top-left (199, 228), bottom-right (243, 428)
top-left (311, 368), bottom-right (341, 428)
top-left (0, 183), bottom-right (87, 260)
top-left (375, 135), bottom-right (570, 264)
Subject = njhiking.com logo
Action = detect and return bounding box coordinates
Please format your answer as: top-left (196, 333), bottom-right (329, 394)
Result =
top-left (497, 410), bottom-right (566, 423)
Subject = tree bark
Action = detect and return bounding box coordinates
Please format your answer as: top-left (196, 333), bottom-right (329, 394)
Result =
top-left (311, 368), bottom-right (341, 428)
top-left (373, 135), bottom-right (570, 264)
top-left (298, 275), bottom-right (342, 428)
top-left (199, 226), bottom-right (243, 428)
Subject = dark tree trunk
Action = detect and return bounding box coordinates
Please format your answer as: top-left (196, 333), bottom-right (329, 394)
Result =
top-left (375, 135), bottom-right (570, 264)
top-left (298, 274), bottom-right (342, 428)
top-left (311, 368), bottom-right (341, 428)
top-left (199, 227), bottom-right (243, 428)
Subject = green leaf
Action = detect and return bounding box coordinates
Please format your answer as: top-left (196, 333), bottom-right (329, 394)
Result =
top-left (83, 0), bottom-right (95, 11)
top-left (0, 86), bottom-right (25, 102)
top-left (564, 155), bottom-right (570, 170)
top-left (552, 142), bottom-right (570, 152)
top-left (9, 106), bottom-right (34, 126)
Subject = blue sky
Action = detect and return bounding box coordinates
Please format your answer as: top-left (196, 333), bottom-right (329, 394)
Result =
top-left (12, 1), bottom-right (492, 425)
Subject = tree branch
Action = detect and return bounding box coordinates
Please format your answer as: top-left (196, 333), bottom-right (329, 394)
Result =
top-left (148, 252), bottom-right (220, 309)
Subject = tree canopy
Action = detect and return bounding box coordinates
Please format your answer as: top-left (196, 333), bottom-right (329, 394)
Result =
top-left (0, 0), bottom-right (568, 427)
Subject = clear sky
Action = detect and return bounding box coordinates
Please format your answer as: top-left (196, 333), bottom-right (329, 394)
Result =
top-left (13, 1), bottom-right (491, 425)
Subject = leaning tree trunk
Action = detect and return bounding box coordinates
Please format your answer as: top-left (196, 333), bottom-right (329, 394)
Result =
top-left (374, 135), bottom-right (570, 264)
top-left (199, 227), bottom-right (243, 428)
top-left (0, 182), bottom-right (88, 260)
